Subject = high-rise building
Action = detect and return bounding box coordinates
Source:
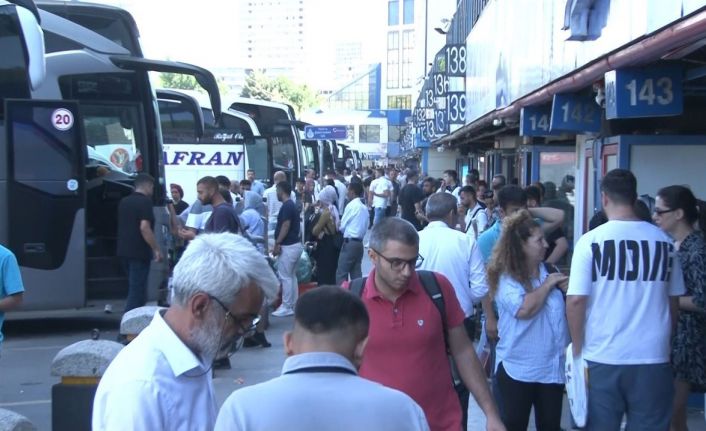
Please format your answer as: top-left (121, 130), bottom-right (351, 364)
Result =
top-left (239, 0), bottom-right (308, 81)
top-left (381, 0), bottom-right (456, 110)
top-left (334, 41), bottom-right (365, 85)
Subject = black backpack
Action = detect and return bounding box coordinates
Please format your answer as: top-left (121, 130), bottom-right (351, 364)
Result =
top-left (349, 270), bottom-right (449, 348)
top-left (350, 271), bottom-right (471, 428)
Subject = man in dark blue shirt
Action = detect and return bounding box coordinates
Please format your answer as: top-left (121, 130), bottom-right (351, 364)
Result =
top-left (179, 176), bottom-right (240, 240)
top-left (272, 181), bottom-right (303, 317)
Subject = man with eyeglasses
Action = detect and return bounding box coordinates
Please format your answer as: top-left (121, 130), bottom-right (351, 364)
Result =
top-left (215, 286), bottom-right (430, 431)
top-left (348, 217), bottom-right (505, 431)
top-left (92, 233), bottom-right (279, 431)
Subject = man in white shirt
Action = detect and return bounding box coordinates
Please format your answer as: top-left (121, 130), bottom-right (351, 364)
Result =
top-left (92, 233), bottom-right (279, 431)
top-left (215, 286), bottom-right (430, 431)
top-left (417, 192), bottom-right (494, 428)
top-left (247, 169), bottom-right (266, 196)
top-left (566, 169), bottom-right (685, 431)
top-left (325, 169), bottom-right (348, 214)
top-left (263, 171), bottom-right (296, 235)
top-left (459, 185), bottom-right (488, 239)
top-left (438, 169), bottom-right (461, 203)
top-left (367, 167), bottom-right (392, 226)
top-left (336, 182), bottom-right (370, 284)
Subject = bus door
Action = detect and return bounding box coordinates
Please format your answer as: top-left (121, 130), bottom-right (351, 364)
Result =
top-left (4, 100), bottom-right (86, 309)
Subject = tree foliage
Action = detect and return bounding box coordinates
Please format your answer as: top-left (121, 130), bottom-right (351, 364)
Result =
top-left (160, 73), bottom-right (232, 97)
top-left (241, 70), bottom-right (319, 115)
top-left (159, 73), bottom-right (200, 91)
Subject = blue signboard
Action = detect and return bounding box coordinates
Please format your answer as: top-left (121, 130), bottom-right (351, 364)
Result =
top-left (304, 125), bottom-right (347, 140)
top-left (432, 49), bottom-right (449, 136)
top-left (605, 64), bottom-right (683, 119)
top-left (520, 105), bottom-right (560, 136)
top-left (550, 93), bottom-right (601, 133)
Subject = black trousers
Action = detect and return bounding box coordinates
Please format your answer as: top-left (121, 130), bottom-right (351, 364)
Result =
top-left (496, 362), bottom-right (564, 431)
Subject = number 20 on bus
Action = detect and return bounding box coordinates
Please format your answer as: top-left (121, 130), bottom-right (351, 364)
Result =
top-left (604, 65), bottom-right (683, 119)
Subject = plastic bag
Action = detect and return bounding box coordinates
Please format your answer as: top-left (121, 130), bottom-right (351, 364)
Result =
top-left (296, 250), bottom-right (313, 283)
top-left (565, 343), bottom-right (588, 427)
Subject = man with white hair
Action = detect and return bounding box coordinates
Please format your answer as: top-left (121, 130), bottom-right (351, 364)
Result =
top-left (92, 233), bottom-right (279, 431)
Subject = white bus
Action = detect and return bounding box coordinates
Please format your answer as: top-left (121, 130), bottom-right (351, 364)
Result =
top-left (159, 93), bottom-right (304, 203)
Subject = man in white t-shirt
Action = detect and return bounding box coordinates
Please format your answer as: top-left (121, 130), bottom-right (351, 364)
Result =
top-left (566, 169), bottom-right (685, 431)
top-left (459, 185), bottom-right (488, 239)
top-left (263, 171), bottom-right (296, 234)
top-left (367, 167), bottom-right (392, 226)
top-left (438, 169), bottom-right (461, 203)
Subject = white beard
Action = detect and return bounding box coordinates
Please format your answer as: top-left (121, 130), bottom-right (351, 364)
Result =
top-left (192, 311), bottom-right (225, 364)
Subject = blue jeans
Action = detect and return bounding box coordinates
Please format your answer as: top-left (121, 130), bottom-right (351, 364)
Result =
top-left (373, 207), bottom-right (386, 226)
top-left (586, 361), bottom-right (673, 431)
top-left (123, 258), bottom-right (151, 312)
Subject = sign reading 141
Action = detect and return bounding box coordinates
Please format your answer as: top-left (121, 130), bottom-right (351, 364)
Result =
top-left (520, 105), bottom-right (560, 136)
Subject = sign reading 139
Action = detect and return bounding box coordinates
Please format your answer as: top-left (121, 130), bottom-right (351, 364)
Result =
top-left (605, 65), bottom-right (683, 119)
top-left (447, 93), bottom-right (466, 124)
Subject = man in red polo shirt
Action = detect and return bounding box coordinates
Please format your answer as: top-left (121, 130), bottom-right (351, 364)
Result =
top-left (350, 217), bottom-right (504, 431)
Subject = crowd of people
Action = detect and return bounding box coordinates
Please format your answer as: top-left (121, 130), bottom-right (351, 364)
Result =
top-left (93, 164), bottom-right (705, 431)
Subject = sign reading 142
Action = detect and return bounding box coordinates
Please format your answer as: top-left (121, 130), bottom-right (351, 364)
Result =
top-left (605, 65), bottom-right (683, 119)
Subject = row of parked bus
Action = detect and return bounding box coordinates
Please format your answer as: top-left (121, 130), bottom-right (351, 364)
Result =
top-left (0, 0), bottom-right (363, 313)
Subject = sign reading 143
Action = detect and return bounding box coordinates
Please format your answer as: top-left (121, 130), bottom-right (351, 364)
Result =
top-left (605, 65), bottom-right (683, 119)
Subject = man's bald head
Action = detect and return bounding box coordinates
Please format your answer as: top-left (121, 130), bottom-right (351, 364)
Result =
top-left (273, 171), bottom-right (287, 184)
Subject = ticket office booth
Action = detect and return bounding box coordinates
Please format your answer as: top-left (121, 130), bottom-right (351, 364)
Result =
top-left (456, 153), bottom-right (485, 181)
top-left (577, 134), bottom-right (706, 238)
top-left (484, 149), bottom-right (518, 184)
top-left (517, 145), bottom-right (577, 188)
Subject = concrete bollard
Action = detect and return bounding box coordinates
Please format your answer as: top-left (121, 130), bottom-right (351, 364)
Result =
top-left (120, 305), bottom-right (165, 342)
top-left (50, 339), bottom-right (123, 431)
top-left (0, 409), bottom-right (36, 431)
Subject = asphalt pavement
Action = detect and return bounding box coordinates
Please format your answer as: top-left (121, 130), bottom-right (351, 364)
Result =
top-left (1, 251), bottom-right (705, 430)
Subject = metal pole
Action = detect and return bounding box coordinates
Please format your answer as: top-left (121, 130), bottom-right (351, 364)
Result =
top-left (424, 0), bottom-right (429, 77)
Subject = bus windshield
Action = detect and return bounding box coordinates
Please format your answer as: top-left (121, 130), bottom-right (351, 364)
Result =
top-left (82, 104), bottom-right (144, 174)
top-left (231, 101), bottom-right (299, 174)
top-left (59, 73), bottom-right (147, 176)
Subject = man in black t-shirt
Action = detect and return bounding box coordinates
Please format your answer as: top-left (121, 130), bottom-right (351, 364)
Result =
top-left (272, 181), bottom-right (303, 317)
top-left (117, 173), bottom-right (162, 312)
top-left (398, 171), bottom-right (425, 231)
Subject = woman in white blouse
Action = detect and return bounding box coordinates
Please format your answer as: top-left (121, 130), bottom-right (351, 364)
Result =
top-left (486, 210), bottom-right (569, 431)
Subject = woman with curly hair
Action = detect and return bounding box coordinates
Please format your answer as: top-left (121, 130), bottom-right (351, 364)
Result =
top-left (486, 210), bottom-right (569, 431)
top-left (653, 185), bottom-right (706, 431)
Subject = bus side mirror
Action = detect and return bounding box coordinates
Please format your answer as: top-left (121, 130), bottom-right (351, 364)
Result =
top-left (15, 2), bottom-right (46, 90)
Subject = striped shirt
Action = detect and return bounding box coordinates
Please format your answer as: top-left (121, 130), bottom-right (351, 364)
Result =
top-left (494, 264), bottom-right (569, 384)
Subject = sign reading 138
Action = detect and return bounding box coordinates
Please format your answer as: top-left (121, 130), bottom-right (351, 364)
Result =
top-left (605, 65), bottom-right (683, 119)
top-left (446, 45), bottom-right (467, 76)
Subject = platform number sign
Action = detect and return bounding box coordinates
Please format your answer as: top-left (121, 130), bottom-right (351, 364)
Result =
top-left (605, 65), bottom-right (683, 119)
top-left (520, 105), bottom-right (559, 136)
top-left (446, 44), bottom-right (467, 131)
top-left (448, 93), bottom-right (466, 124)
top-left (446, 45), bottom-right (467, 77)
top-left (550, 94), bottom-right (601, 133)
